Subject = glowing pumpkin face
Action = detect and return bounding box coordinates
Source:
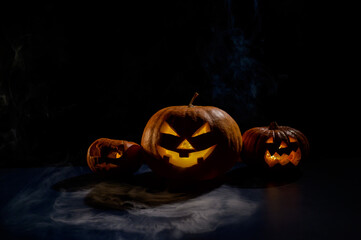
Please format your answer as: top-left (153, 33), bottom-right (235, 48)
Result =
top-left (141, 93), bottom-right (242, 181)
top-left (157, 121), bottom-right (217, 168)
top-left (242, 122), bottom-right (309, 169)
top-left (87, 138), bottom-right (142, 175)
top-left (264, 136), bottom-right (302, 167)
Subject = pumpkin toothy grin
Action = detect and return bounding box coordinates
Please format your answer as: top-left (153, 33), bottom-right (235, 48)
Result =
top-left (264, 148), bottom-right (302, 167)
top-left (157, 145), bottom-right (217, 168)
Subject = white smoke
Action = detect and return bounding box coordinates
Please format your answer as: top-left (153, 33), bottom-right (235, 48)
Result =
top-left (2, 167), bottom-right (259, 240)
top-left (51, 185), bottom-right (257, 239)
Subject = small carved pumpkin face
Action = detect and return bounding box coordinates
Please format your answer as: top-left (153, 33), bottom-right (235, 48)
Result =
top-left (87, 138), bottom-right (142, 175)
top-left (264, 136), bottom-right (302, 167)
top-left (242, 122), bottom-right (309, 169)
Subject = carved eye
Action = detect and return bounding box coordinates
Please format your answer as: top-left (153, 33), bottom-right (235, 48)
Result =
top-left (160, 121), bottom-right (179, 137)
top-left (107, 151), bottom-right (123, 158)
top-left (192, 122), bottom-right (211, 137)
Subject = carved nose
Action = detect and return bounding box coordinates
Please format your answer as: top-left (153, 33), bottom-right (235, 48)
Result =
top-left (279, 141), bottom-right (288, 149)
top-left (177, 139), bottom-right (195, 150)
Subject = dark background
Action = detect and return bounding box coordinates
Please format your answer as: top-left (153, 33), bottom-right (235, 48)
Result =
top-left (0, 1), bottom-right (359, 167)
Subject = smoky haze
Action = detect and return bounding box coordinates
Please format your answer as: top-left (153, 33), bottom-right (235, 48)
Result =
top-left (1, 166), bottom-right (260, 240)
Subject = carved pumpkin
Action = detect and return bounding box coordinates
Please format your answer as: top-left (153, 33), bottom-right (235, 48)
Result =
top-left (242, 122), bottom-right (309, 169)
top-left (141, 93), bottom-right (242, 181)
top-left (87, 138), bottom-right (142, 175)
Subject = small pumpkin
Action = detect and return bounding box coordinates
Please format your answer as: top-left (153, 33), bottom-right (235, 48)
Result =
top-left (141, 93), bottom-right (242, 181)
top-left (242, 122), bottom-right (309, 169)
top-left (87, 138), bottom-right (142, 175)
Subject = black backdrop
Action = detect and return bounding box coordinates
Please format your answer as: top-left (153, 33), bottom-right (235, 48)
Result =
top-left (0, 1), bottom-right (359, 167)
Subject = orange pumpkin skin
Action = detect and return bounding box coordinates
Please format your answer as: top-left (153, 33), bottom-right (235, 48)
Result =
top-left (242, 122), bottom-right (309, 169)
top-left (87, 138), bottom-right (142, 175)
top-left (141, 105), bottom-right (242, 181)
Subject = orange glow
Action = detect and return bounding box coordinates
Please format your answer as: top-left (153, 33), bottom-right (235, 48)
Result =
top-left (157, 145), bottom-right (217, 168)
top-left (192, 122), bottom-right (211, 137)
top-left (177, 139), bottom-right (195, 150)
top-left (160, 121), bottom-right (179, 137)
top-left (279, 141), bottom-right (288, 149)
top-left (264, 148), bottom-right (302, 167)
top-left (107, 151), bottom-right (123, 159)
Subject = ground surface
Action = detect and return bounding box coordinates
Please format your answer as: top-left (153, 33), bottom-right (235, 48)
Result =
top-left (0, 159), bottom-right (360, 240)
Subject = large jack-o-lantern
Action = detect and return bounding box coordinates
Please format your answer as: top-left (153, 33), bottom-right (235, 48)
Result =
top-left (242, 122), bottom-right (309, 169)
top-left (141, 93), bottom-right (242, 181)
top-left (87, 138), bottom-right (142, 175)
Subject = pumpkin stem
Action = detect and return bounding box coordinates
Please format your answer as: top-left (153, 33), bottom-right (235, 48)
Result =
top-left (268, 121), bottom-right (279, 130)
top-left (188, 92), bottom-right (199, 107)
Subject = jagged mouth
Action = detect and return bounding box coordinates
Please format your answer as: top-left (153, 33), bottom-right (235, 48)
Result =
top-left (264, 148), bottom-right (302, 167)
top-left (156, 145), bottom-right (217, 168)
